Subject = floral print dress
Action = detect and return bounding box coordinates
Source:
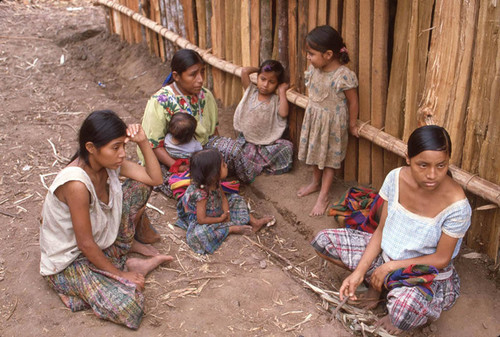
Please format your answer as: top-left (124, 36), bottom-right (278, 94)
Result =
top-left (298, 65), bottom-right (358, 169)
top-left (176, 184), bottom-right (250, 254)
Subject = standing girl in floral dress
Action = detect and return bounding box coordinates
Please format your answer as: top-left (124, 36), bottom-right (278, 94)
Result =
top-left (297, 25), bottom-right (359, 216)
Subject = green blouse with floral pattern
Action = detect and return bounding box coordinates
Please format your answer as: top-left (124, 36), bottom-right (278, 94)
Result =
top-left (138, 85), bottom-right (218, 163)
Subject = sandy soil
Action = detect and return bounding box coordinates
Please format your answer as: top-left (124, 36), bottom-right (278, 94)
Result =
top-left (0, 1), bottom-right (498, 336)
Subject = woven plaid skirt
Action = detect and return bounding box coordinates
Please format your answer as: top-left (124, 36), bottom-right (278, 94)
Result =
top-left (311, 228), bottom-right (460, 331)
top-left (45, 179), bottom-right (151, 329)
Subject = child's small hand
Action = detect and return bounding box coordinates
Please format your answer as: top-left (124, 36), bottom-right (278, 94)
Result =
top-left (126, 124), bottom-right (147, 144)
top-left (178, 164), bottom-right (189, 172)
top-left (220, 210), bottom-right (230, 222)
top-left (278, 82), bottom-right (289, 94)
top-left (349, 124), bottom-right (359, 138)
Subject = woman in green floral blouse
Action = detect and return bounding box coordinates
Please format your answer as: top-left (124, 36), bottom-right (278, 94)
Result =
top-left (139, 49), bottom-right (257, 197)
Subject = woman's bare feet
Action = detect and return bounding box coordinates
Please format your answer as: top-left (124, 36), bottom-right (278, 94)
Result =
top-left (376, 315), bottom-right (402, 335)
top-left (130, 239), bottom-right (160, 257)
top-left (297, 182), bottom-right (320, 197)
top-left (126, 255), bottom-right (174, 276)
top-left (228, 225), bottom-right (253, 235)
top-left (309, 194), bottom-right (330, 216)
top-left (249, 214), bottom-right (274, 232)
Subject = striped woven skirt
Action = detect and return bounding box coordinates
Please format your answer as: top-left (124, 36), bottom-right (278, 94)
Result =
top-left (44, 179), bottom-right (151, 329)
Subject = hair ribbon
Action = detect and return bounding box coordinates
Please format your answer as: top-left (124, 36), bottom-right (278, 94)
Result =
top-left (340, 47), bottom-right (348, 54)
top-left (162, 72), bottom-right (173, 86)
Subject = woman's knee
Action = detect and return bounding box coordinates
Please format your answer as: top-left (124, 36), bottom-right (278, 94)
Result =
top-left (386, 287), bottom-right (438, 330)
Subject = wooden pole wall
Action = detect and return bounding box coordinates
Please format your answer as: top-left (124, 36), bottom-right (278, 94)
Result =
top-left (99, 0), bottom-right (500, 261)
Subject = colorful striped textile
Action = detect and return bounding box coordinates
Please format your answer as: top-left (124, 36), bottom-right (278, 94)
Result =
top-left (168, 170), bottom-right (239, 200)
top-left (327, 186), bottom-right (383, 233)
top-left (168, 158), bottom-right (190, 173)
top-left (384, 264), bottom-right (439, 301)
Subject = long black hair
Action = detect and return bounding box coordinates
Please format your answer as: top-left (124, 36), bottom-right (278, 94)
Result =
top-left (407, 125), bottom-right (452, 159)
top-left (258, 59), bottom-right (286, 84)
top-left (306, 25), bottom-right (350, 64)
top-left (70, 110), bottom-right (127, 165)
top-left (407, 125), bottom-right (452, 177)
top-left (189, 148), bottom-right (223, 190)
top-left (163, 49), bottom-right (204, 86)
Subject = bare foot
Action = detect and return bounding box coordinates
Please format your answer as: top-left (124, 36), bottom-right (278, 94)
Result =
top-left (297, 182), bottom-right (320, 197)
top-left (228, 225), bottom-right (253, 235)
top-left (249, 215), bottom-right (274, 232)
top-left (130, 239), bottom-right (160, 257)
top-left (357, 286), bottom-right (381, 310)
top-left (375, 315), bottom-right (402, 335)
top-left (126, 255), bottom-right (174, 276)
top-left (309, 195), bottom-right (330, 217)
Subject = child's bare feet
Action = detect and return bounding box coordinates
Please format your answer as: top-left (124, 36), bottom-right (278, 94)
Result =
top-left (249, 215), bottom-right (274, 232)
top-left (375, 315), bottom-right (402, 335)
top-left (229, 225), bottom-right (254, 235)
top-left (297, 182), bottom-right (320, 197)
top-left (309, 194), bottom-right (330, 216)
top-left (130, 239), bottom-right (160, 257)
top-left (126, 254), bottom-right (174, 276)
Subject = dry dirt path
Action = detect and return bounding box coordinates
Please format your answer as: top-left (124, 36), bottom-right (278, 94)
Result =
top-left (0, 1), bottom-right (498, 337)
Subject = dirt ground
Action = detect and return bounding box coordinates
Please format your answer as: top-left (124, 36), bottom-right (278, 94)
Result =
top-left (0, 1), bottom-right (499, 336)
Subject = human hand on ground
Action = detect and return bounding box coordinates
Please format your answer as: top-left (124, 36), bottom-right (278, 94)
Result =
top-left (121, 271), bottom-right (145, 291)
top-left (339, 270), bottom-right (365, 301)
top-left (126, 124), bottom-right (147, 144)
top-left (370, 262), bottom-right (393, 292)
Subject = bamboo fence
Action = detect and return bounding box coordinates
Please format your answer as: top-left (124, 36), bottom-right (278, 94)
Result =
top-left (95, 0), bottom-right (500, 262)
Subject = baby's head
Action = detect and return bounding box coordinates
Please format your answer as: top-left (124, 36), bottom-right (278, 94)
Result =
top-left (306, 25), bottom-right (349, 65)
top-left (168, 113), bottom-right (197, 144)
top-left (257, 60), bottom-right (286, 95)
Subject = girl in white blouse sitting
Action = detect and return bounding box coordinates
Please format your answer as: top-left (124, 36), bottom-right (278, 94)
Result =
top-left (311, 125), bottom-right (471, 334)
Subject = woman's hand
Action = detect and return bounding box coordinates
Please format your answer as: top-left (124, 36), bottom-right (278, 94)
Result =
top-left (370, 262), bottom-right (394, 292)
top-left (126, 124), bottom-right (147, 144)
top-left (121, 271), bottom-right (145, 291)
top-left (339, 270), bottom-right (365, 301)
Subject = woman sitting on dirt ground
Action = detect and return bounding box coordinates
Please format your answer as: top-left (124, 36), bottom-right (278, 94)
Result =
top-left (139, 49), bottom-right (263, 198)
top-left (40, 110), bottom-right (173, 330)
top-left (311, 125), bottom-right (471, 334)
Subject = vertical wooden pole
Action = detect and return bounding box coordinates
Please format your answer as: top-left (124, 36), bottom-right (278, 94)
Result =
top-left (205, 0), bottom-right (213, 89)
top-left (250, 0), bottom-right (260, 65)
top-left (307, 0), bottom-right (318, 32)
top-left (211, 0), bottom-right (225, 100)
top-left (370, 0), bottom-right (389, 189)
top-left (181, 0), bottom-right (196, 43)
top-left (287, 0), bottom-right (299, 148)
top-left (317, 0), bottom-right (327, 26)
top-left (357, 0), bottom-right (372, 185)
top-left (342, 0), bottom-right (359, 182)
top-left (277, 0), bottom-right (288, 70)
top-left (195, 0), bottom-right (207, 48)
top-left (260, 0), bottom-right (273, 62)
top-left (241, 0), bottom-right (251, 67)
top-left (328, 0), bottom-right (340, 30)
top-left (383, 0), bottom-right (411, 176)
top-left (152, 0), bottom-right (164, 61)
top-left (231, 0), bottom-right (243, 105)
top-left (463, 0), bottom-right (500, 261)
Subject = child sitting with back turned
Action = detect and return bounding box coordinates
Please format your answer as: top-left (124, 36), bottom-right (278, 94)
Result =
top-left (233, 60), bottom-right (293, 179)
top-left (176, 149), bottom-right (273, 254)
top-left (164, 112), bottom-right (202, 172)
top-left (297, 25), bottom-right (359, 217)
